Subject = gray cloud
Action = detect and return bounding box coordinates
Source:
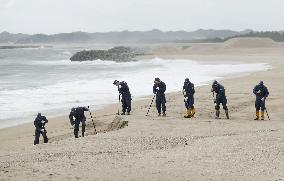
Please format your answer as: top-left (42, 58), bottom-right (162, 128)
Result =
top-left (0, 0), bottom-right (283, 34)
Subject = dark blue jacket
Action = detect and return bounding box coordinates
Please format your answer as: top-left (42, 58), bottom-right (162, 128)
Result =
top-left (183, 82), bottom-right (195, 97)
top-left (212, 83), bottom-right (226, 98)
top-left (118, 81), bottom-right (131, 95)
top-left (153, 81), bottom-right (166, 97)
top-left (34, 115), bottom-right (48, 130)
top-left (253, 84), bottom-right (269, 99)
top-left (69, 107), bottom-right (89, 125)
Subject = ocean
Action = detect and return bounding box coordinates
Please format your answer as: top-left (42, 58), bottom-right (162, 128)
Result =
top-left (0, 45), bottom-right (269, 128)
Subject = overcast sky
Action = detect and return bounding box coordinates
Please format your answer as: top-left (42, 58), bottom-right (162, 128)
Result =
top-left (0, 0), bottom-right (283, 34)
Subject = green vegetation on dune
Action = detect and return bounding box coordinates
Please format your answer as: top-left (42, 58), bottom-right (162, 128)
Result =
top-left (224, 31), bottom-right (284, 42)
top-left (193, 31), bottom-right (284, 43)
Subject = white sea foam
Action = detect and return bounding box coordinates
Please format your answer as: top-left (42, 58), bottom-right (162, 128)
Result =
top-left (30, 59), bottom-right (119, 66)
top-left (0, 58), bottom-right (270, 128)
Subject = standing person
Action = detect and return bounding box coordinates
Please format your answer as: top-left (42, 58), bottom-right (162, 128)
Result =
top-left (211, 80), bottom-right (229, 119)
top-left (113, 80), bottom-right (132, 115)
top-left (34, 113), bottom-right (48, 145)
top-left (183, 78), bottom-right (195, 118)
top-left (253, 81), bottom-right (269, 120)
top-left (153, 78), bottom-right (166, 116)
top-left (69, 107), bottom-right (89, 138)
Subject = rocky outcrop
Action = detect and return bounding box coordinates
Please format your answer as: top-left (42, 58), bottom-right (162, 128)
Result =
top-left (70, 46), bottom-right (143, 62)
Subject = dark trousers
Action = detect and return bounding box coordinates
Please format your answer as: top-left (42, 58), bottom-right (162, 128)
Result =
top-left (74, 120), bottom-right (86, 137)
top-left (255, 98), bottom-right (266, 111)
top-left (34, 129), bottom-right (48, 145)
top-left (121, 94), bottom-right (131, 113)
top-left (156, 95), bottom-right (166, 113)
top-left (185, 96), bottom-right (194, 109)
top-left (215, 96), bottom-right (228, 110)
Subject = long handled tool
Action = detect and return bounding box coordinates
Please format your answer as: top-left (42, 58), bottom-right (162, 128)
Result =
top-left (265, 108), bottom-right (271, 121)
top-left (146, 94), bottom-right (156, 116)
top-left (117, 94), bottom-right (121, 115)
top-left (212, 90), bottom-right (219, 119)
top-left (87, 106), bottom-right (97, 134)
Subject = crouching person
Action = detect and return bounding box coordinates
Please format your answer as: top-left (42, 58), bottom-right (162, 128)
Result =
top-left (34, 113), bottom-right (48, 145)
top-left (69, 107), bottom-right (89, 138)
top-left (211, 80), bottom-right (229, 119)
top-left (113, 80), bottom-right (132, 115)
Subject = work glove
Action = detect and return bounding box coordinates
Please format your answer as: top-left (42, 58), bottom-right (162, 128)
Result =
top-left (261, 97), bottom-right (265, 101)
top-left (184, 97), bottom-right (188, 101)
top-left (182, 89), bottom-right (186, 95)
top-left (156, 87), bottom-right (160, 91)
top-left (41, 129), bottom-right (45, 132)
top-left (257, 90), bottom-right (261, 94)
top-left (41, 120), bottom-right (45, 124)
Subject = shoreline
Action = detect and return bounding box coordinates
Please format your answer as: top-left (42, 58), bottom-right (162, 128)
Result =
top-left (0, 57), bottom-right (273, 131)
top-left (0, 57), bottom-right (270, 130)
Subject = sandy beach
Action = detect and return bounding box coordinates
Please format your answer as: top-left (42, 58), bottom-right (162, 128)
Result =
top-left (1, 39), bottom-right (284, 180)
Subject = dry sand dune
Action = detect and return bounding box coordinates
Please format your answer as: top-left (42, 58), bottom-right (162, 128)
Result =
top-left (146, 38), bottom-right (284, 58)
top-left (223, 37), bottom-right (280, 49)
top-left (0, 42), bottom-right (284, 180)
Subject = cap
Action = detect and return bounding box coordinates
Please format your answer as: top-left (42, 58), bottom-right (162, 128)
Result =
top-left (113, 80), bottom-right (119, 85)
top-left (154, 77), bottom-right (160, 82)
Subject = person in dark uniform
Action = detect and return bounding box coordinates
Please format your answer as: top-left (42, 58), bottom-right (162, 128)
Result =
top-left (253, 81), bottom-right (269, 120)
top-left (113, 80), bottom-right (132, 115)
top-left (153, 78), bottom-right (167, 116)
top-left (34, 113), bottom-right (48, 145)
top-left (69, 107), bottom-right (89, 138)
top-left (183, 78), bottom-right (195, 118)
top-left (211, 80), bottom-right (229, 119)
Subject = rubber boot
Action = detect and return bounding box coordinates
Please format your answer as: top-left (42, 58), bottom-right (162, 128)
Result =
top-left (225, 110), bottom-right (229, 119)
top-left (74, 130), bottom-right (79, 138)
top-left (261, 111), bottom-right (265, 120)
top-left (34, 138), bottom-right (39, 145)
top-left (82, 125), bottom-right (85, 137)
top-left (74, 131), bottom-right (79, 138)
top-left (162, 112), bottom-right (166, 117)
top-left (158, 113), bottom-right (161, 116)
top-left (254, 111), bottom-right (259, 120)
top-left (215, 110), bottom-right (220, 119)
top-left (43, 136), bottom-right (48, 143)
top-left (191, 108), bottom-right (196, 118)
top-left (121, 112), bottom-right (126, 115)
top-left (184, 109), bottom-right (191, 118)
